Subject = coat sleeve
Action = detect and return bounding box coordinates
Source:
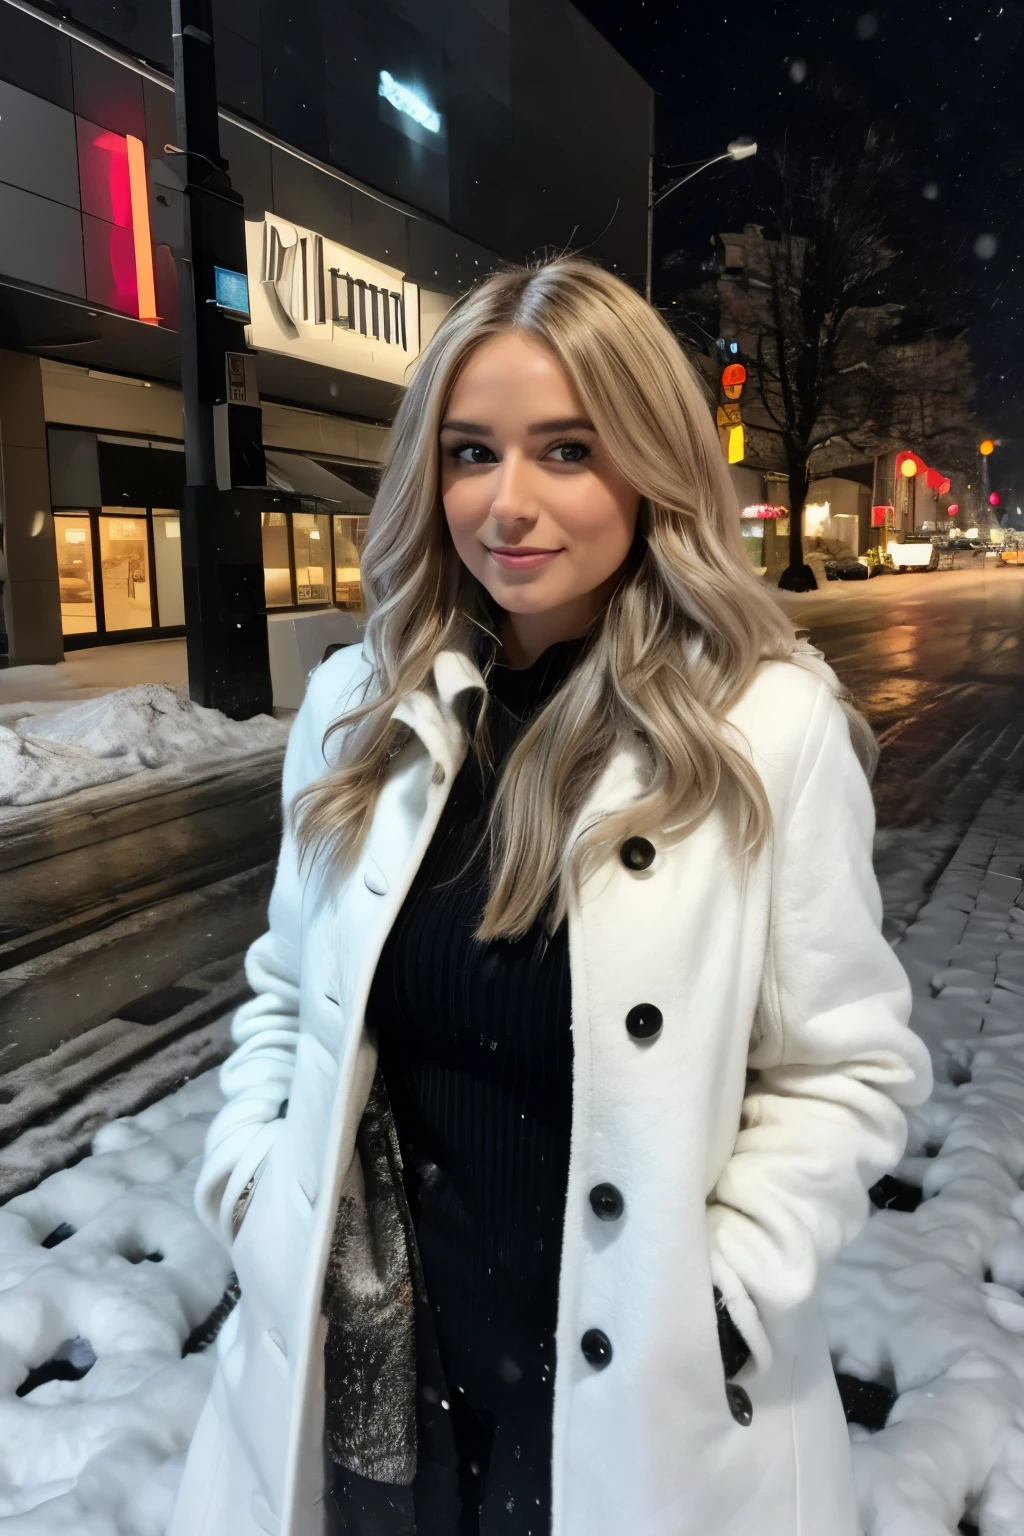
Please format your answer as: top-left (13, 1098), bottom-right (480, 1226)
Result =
top-left (705, 683), bottom-right (933, 1376)
top-left (194, 651), bottom-right (358, 1246)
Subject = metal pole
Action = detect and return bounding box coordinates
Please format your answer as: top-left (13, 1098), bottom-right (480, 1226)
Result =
top-left (171, 0), bottom-right (271, 719)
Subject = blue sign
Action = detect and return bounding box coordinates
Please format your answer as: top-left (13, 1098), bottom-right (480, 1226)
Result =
top-left (214, 266), bottom-right (250, 317)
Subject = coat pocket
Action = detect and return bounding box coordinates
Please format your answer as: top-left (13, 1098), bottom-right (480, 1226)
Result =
top-left (714, 1285), bottom-right (754, 1427)
top-left (225, 1118), bottom-right (285, 1247)
top-left (231, 1150), bottom-right (272, 1242)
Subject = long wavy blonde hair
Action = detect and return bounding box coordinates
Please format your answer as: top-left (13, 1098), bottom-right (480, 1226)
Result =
top-left (296, 255), bottom-right (873, 941)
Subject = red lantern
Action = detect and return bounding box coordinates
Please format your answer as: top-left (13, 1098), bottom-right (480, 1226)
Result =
top-left (947, 504), bottom-right (959, 517)
top-left (990, 493), bottom-right (1002, 507)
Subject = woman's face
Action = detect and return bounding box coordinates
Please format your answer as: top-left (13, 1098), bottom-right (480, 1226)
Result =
top-left (439, 330), bottom-right (641, 664)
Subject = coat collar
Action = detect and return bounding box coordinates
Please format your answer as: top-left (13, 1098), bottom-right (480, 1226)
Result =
top-left (378, 646), bottom-right (487, 783)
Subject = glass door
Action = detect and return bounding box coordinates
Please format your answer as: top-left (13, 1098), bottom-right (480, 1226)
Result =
top-left (98, 511), bottom-right (153, 631)
top-left (293, 512), bottom-right (332, 604)
top-left (151, 510), bottom-right (185, 626)
top-left (333, 514), bottom-right (368, 610)
top-left (54, 515), bottom-right (99, 634)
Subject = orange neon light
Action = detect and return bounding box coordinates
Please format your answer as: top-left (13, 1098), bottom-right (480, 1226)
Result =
top-left (126, 134), bottom-right (158, 323)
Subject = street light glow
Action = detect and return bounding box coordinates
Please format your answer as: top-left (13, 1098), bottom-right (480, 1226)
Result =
top-left (727, 138), bottom-right (758, 161)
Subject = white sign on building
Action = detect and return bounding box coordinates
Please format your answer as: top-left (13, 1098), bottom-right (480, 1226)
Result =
top-left (244, 212), bottom-right (423, 387)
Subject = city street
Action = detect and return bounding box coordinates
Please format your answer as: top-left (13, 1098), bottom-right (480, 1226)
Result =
top-left (776, 561), bottom-right (1024, 937)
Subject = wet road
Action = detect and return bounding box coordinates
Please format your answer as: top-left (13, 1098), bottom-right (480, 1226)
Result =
top-left (773, 558), bottom-right (1024, 934)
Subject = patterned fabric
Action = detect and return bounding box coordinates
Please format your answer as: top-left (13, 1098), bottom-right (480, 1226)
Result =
top-left (322, 1069), bottom-right (420, 1485)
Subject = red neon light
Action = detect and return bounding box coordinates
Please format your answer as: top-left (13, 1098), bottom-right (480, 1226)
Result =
top-left (76, 117), bottom-right (158, 324)
top-left (126, 134), bottom-right (158, 323)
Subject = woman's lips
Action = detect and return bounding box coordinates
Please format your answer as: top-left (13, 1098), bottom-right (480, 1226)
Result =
top-left (487, 549), bottom-right (562, 571)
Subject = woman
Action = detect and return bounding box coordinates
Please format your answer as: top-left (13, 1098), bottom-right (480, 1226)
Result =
top-left (169, 257), bottom-right (931, 1536)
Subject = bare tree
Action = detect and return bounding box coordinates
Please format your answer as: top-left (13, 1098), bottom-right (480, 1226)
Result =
top-left (734, 135), bottom-right (910, 587)
top-left (661, 133), bottom-right (981, 582)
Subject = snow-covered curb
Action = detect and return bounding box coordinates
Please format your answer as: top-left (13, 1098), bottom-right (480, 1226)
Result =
top-left (822, 769), bottom-right (1024, 1535)
top-left (0, 685), bottom-right (287, 809)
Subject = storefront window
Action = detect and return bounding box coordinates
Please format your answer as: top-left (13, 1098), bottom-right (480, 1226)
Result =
top-left (54, 515), bottom-right (97, 635)
top-left (99, 511), bottom-right (152, 631)
top-left (293, 513), bottom-right (332, 604)
top-left (262, 512), bottom-right (292, 607)
top-left (152, 510), bottom-right (185, 626)
top-left (333, 515), bottom-right (368, 610)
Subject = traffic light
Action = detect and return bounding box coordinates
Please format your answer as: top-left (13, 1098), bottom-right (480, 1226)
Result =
top-left (716, 360), bottom-right (746, 463)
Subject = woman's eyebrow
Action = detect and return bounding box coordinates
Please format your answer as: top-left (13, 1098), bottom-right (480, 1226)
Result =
top-left (527, 417), bottom-right (595, 434)
top-left (439, 417), bottom-right (595, 435)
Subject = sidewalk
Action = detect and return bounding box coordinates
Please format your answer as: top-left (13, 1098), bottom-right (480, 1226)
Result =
top-left (1, 773), bottom-right (1023, 1532)
top-left (0, 640), bottom-right (187, 725)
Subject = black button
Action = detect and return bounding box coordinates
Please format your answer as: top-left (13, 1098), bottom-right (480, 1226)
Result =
top-left (626, 1003), bottom-right (663, 1042)
top-left (726, 1383), bottom-right (753, 1426)
top-left (619, 836), bottom-right (656, 871)
top-left (581, 1329), bottom-right (612, 1369)
top-left (589, 1183), bottom-right (624, 1221)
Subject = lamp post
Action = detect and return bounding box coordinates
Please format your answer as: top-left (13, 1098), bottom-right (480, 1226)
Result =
top-left (645, 138), bottom-right (758, 303)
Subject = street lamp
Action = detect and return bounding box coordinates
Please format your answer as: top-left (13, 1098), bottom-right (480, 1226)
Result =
top-left (645, 138), bottom-right (758, 303)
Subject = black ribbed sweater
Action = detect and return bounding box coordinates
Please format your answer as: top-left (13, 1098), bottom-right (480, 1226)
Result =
top-left (365, 636), bottom-right (585, 1536)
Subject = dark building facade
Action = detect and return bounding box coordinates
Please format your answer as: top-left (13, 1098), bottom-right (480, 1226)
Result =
top-left (0, 0), bottom-right (651, 663)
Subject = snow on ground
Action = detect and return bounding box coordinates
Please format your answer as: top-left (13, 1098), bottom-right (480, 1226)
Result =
top-left (0, 684), bottom-right (287, 808)
top-left (0, 1073), bottom-right (231, 1534)
top-left (821, 769), bottom-right (1024, 1535)
top-left (3, 771), bottom-right (1024, 1532)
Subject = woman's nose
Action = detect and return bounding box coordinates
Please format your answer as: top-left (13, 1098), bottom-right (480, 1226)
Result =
top-left (489, 452), bottom-right (537, 523)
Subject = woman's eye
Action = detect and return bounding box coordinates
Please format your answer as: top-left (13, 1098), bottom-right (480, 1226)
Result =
top-left (453, 443), bottom-right (497, 464)
top-left (548, 440), bottom-right (591, 464)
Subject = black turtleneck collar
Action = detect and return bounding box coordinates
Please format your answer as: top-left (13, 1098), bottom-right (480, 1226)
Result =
top-left (487, 635), bottom-right (589, 722)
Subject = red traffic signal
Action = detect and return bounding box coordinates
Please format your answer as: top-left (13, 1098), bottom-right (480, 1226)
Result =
top-left (721, 363), bottom-right (747, 389)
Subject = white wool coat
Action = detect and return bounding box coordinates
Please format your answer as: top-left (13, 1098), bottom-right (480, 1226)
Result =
top-left (168, 640), bottom-right (932, 1536)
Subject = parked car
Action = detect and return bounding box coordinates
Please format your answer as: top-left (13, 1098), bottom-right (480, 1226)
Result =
top-left (999, 547), bottom-right (1024, 566)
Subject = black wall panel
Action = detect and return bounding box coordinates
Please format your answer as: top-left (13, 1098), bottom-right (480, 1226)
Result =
top-left (222, 120), bottom-right (274, 220)
top-left (270, 147), bottom-right (354, 248)
top-left (214, 22), bottom-right (264, 120)
top-left (71, 40), bottom-right (146, 139)
top-left (319, 0), bottom-right (450, 223)
top-left (0, 5), bottom-right (73, 110)
top-left (59, 0), bottom-right (174, 70)
top-left (260, 0), bottom-right (329, 162)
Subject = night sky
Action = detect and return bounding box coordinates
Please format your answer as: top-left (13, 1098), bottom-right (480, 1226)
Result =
top-left (574, 0), bottom-right (1023, 496)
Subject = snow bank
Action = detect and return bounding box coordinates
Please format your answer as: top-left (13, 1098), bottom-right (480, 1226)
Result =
top-left (0, 1074), bottom-right (230, 1535)
top-left (0, 685), bottom-right (287, 808)
top-left (821, 779), bottom-right (1024, 1535)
